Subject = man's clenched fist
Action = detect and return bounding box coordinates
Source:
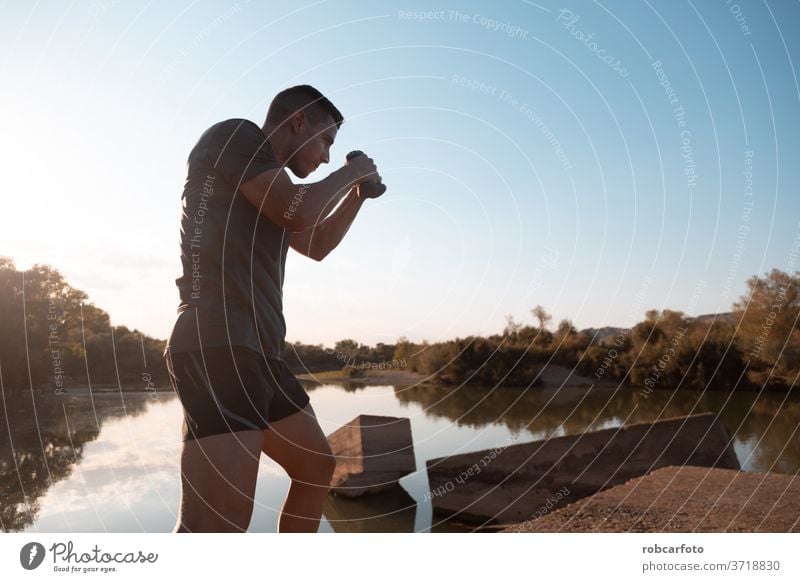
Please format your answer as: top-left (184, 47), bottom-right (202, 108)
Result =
top-left (346, 150), bottom-right (386, 199)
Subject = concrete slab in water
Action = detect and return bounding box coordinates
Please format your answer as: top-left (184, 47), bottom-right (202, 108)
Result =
top-left (426, 412), bottom-right (739, 526)
top-left (327, 415), bottom-right (416, 498)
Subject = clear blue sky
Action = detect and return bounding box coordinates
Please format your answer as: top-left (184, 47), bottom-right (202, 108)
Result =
top-left (2, 0), bottom-right (799, 347)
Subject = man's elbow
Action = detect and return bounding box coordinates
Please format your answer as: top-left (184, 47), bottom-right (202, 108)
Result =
top-left (292, 234), bottom-right (330, 261)
top-left (308, 247), bottom-right (330, 262)
top-left (281, 211), bottom-right (313, 232)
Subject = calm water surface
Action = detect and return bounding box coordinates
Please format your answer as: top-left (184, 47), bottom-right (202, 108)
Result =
top-left (2, 380), bottom-right (799, 533)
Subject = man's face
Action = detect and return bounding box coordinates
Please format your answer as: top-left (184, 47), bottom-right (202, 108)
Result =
top-left (287, 111), bottom-right (337, 179)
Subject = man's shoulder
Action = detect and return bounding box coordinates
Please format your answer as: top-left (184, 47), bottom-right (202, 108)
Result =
top-left (203, 118), bottom-right (262, 141)
top-left (196, 118), bottom-right (272, 160)
top-left (188, 119), bottom-right (264, 164)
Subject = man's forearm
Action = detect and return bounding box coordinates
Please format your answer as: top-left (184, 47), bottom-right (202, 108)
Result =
top-left (287, 166), bottom-right (357, 230)
top-left (308, 190), bottom-right (365, 260)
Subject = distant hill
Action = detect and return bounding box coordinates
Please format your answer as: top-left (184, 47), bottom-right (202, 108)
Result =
top-left (579, 326), bottom-right (628, 345)
top-left (580, 312), bottom-right (738, 345)
top-left (693, 312), bottom-right (739, 326)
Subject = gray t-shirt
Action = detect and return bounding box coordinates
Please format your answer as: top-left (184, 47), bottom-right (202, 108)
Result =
top-left (166, 118), bottom-right (288, 358)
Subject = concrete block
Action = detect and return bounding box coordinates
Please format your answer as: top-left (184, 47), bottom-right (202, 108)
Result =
top-left (327, 415), bottom-right (416, 497)
top-left (426, 412), bottom-right (740, 526)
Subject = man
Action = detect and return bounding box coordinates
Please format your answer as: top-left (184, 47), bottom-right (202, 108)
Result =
top-left (163, 85), bottom-right (382, 532)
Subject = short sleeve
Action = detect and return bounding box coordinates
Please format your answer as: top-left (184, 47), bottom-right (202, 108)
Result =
top-left (206, 119), bottom-right (281, 187)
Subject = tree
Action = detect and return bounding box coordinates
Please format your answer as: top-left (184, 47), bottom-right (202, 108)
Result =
top-left (334, 339), bottom-right (360, 358)
top-left (0, 257), bottom-right (167, 392)
top-left (531, 305), bottom-right (552, 331)
top-left (554, 319), bottom-right (577, 341)
top-left (504, 314), bottom-right (522, 338)
top-left (734, 269), bottom-right (800, 387)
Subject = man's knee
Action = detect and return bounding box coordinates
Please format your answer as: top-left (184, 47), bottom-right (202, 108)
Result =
top-left (294, 449), bottom-right (336, 488)
top-left (319, 451), bottom-right (337, 482)
top-left (177, 430), bottom-right (262, 532)
top-left (177, 516), bottom-right (250, 533)
top-left (178, 496), bottom-right (254, 532)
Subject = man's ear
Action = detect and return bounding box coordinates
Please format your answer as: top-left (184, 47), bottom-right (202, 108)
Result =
top-left (290, 110), bottom-right (306, 134)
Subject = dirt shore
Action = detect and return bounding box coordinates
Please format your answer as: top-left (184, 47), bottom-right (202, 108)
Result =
top-left (503, 465), bottom-right (800, 533)
top-left (296, 368), bottom-right (430, 386)
top-left (296, 364), bottom-right (619, 389)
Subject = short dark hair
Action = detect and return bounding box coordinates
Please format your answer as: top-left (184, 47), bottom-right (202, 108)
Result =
top-left (265, 85), bottom-right (344, 130)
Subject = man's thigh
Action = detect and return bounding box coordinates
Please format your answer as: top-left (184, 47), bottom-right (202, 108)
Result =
top-left (178, 429), bottom-right (264, 532)
top-left (262, 403), bottom-right (335, 484)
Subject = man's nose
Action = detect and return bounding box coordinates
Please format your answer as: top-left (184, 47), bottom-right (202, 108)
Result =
top-left (321, 150), bottom-right (330, 164)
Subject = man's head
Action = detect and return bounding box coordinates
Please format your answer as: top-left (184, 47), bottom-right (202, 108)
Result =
top-left (263, 85), bottom-right (343, 178)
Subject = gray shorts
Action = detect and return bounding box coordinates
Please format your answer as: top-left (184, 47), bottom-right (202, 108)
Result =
top-left (164, 346), bottom-right (310, 441)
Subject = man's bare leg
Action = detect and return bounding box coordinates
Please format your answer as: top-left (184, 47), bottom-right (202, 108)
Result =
top-left (262, 403), bottom-right (336, 532)
top-left (175, 430), bottom-right (263, 532)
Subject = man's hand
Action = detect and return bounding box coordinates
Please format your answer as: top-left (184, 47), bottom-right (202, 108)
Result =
top-left (346, 150), bottom-right (386, 199)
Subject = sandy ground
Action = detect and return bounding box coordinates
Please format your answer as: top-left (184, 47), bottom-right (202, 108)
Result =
top-left (296, 368), bottom-right (430, 386)
top-left (502, 465), bottom-right (800, 533)
top-left (296, 363), bottom-right (617, 389)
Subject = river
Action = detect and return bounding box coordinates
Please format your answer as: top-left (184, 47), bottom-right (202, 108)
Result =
top-left (2, 379), bottom-right (798, 533)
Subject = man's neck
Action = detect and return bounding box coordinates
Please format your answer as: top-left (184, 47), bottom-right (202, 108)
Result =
top-left (262, 124), bottom-right (290, 164)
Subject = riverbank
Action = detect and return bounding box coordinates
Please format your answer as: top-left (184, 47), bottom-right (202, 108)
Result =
top-left (296, 368), bottom-right (429, 386)
top-left (296, 363), bottom-right (621, 389)
top-left (298, 362), bottom-right (798, 393)
top-left (24, 383), bottom-right (173, 396)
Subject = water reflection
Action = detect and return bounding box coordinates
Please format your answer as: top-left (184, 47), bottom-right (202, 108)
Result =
top-left (0, 389), bottom-right (158, 532)
top-left (2, 381), bottom-right (798, 532)
top-left (392, 383), bottom-right (800, 474)
top-left (323, 486), bottom-right (417, 533)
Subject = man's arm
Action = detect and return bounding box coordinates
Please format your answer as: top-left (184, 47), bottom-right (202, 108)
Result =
top-left (238, 156), bottom-right (378, 232)
top-left (289, 189), bottom-right (366, 261)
